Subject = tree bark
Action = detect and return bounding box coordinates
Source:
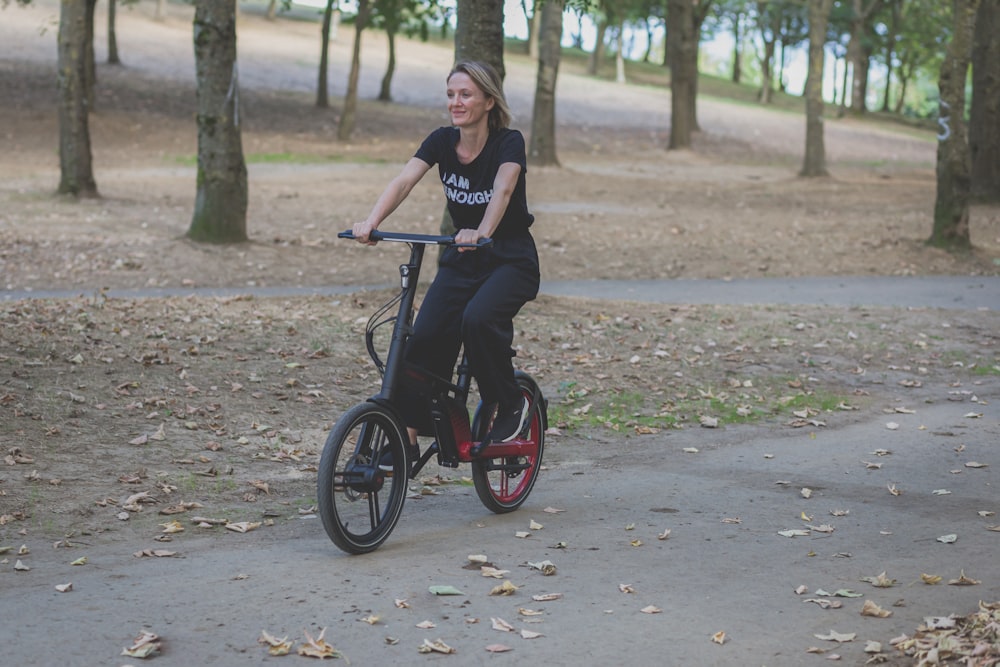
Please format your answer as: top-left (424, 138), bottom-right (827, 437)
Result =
top-left (929, 0), bottom-right (981, 249)
top-left (614, 23), bottom-right (626, 84)
top-left (587, 19), bottom-right (607, 76)
top-left (455, 0), bottom-right (505, 78)
top-left (57, 0), bottom-right (98, 198)
top-left (108, 0), bottom-right (121, 64)
top-left (529, 0), bottom-right (563, 166)
top-left (316, 0), bottom-right (335, 108)
top-left (667, 0), bottom-right (698, 149)
top-left (970, 0), bottom-right (1000, 201)
top-left (338, 0), bottom-right (371, 141)
top-left (379, 27), bottom-right (397, 102)
top-left (188, 0), bottom-right (247, 243)
top-left (800, 0), bottom-right (833, 177)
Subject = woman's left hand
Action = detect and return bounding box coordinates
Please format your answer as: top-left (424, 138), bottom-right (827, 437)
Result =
top-left (454, 228), bottom-right (486, 252)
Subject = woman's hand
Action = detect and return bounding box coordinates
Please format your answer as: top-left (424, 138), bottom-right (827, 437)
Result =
top-left (352, 220), bottom-right (379, 245)
top-left (454, 227), bottom-right (486, 252)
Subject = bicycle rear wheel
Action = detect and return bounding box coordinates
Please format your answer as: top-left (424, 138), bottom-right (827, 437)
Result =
top-left (471, 376), bottom-right (546, 513)
top-left (317, 402), bottom-right (409, 554)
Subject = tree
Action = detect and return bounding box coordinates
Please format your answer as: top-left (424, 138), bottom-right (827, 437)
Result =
top-left (338, 0), bottom-right (372, 140)
top-left (316, 0), bottom-right (339, 108)
top-left (57, 0), bottom-right (98, 198)
top-left (188, 0), bottom-right (247, 243)
top-left (667, 0), bottom-right (712, 149)
top-left (455, 0), bottom-right (505, 78)
top-left (843, 0), bottom-right (882, 113)
top-left (529, 0), bottom-right (564, 166)
top-left (108, 0), bottom-right (121, 64)
top-left (800, 0), bottom-right (834, 177)
top-left (928, 0), bottom-right (981, 249)
top-left (970, 0), bottom-right (1000, 201)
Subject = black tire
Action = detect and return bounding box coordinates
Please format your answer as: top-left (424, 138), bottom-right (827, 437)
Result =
top-left (317, 402), bottom-right (409, 554)
top-left (471, 375), bottom-right (546, 513)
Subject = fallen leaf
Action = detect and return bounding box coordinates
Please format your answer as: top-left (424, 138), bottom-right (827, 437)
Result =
top-left (860, 572), bottom-right (896, 588)
top-left (490, 580), bottom-right (520, 596)
top-left (415, 620), bottom-right (436, 629)
top-left (948, 570), bottom-right (980, 586)
top-left (619, 584), bottom-right (635, 594)
top-left (258, 630), bottom-right (292, 656)
top-left (965, 461), bottom-right (988, 468)
top-left (491, 617), bottom-right (515, 632)
top-left (70, 557), bottom-right (87, 566)
top-left (428, 585), bottom-right (464, 596)
top-left (861, 600), bottom-right (893, 618)
top-left (481, 566), bottom-right (510, 579)
top-left (122, 630), bottom-right (161, 659)
top-left (937, 534), bottom-right (958, 544)
top-left (801, 487), bottom-right (813, 499)
top-left (814, 630), bottom-right (856, 643)
top-left (920, 573), bottom-right (942, 585)
top-left (712, 631), bottom-right (726, 645)
top-left (224, 521), bottom-right (261, 533)
top-left (485, 644), bottom-right (512, 653)
top-left (529, 520), bottom-right (543, 530)
top-left (418, 638), bottom-right (456, 654)
top-left (297, 628), bottom-right (340, 659)
top-left (531, 593), bottom-right (562, 602)
top-left (778, 529), bottom-right (811, 538)
top-left (55, 583), bottom-right (73, 593)
top-left (520, 629), bottom-right (544, 639)
top-left (360, 614), bottom-right (381, 625)
top-left (640, 605), bottom-right (662, 614)
top-left (526, 560), bottom-right (556, 576)
top-left (658, 528), bottom-right (672, 540)
top-left (542, 507), bottom-right (565, 514)
top-left (518, 608), bottom-right (544, 616)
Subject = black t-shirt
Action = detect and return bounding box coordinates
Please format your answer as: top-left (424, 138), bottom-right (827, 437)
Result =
top-left (414, 127), bottom-right (534, 239)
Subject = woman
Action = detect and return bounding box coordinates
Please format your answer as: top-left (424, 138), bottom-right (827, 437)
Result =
top-left (351, 61), bottom-right (540, 467)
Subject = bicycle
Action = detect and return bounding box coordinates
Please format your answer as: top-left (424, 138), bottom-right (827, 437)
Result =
top-left (317, 230), bottom-right (548, 554)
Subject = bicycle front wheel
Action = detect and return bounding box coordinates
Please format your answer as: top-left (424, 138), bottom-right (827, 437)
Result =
top-left (471, 377), bottom-right (546, 514)
top-left (317, 402), bottom-right (409, 554)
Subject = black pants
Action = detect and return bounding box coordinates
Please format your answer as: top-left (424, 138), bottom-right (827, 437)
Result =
top-left (400, 234), bottom-right (540, 434)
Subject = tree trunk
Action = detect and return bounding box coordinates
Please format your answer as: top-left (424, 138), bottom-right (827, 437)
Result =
top-left (800, 0), bottom-right (833, 177)
top-left (529, 0), bottom-right (562, 166)
top-left (188, 0), bottom-right (247, 243)
top-left (667, 0), bottom-right (699, 150)
top-left (58, 0), bottom-right (98, 198)
top-left (316, 0), bottom-right (335, 108)
top-left (615, 23), bottom-right (626, 84)
top-left (527, 0), bottom-right (541, 59)
top-left (587, 19), bottom-right (607, 76)
top-left (266, 0), bottom-right (277, 20)
top-left (970, 0), bottom-right (1000, 201)
top-left (929, 0), bottom-right (981, 249)
top-left (108, 0), bottom-right (121, 64)
top-left (731, 12), bottom-right (741, 83)
top-left (455, 0), bottom-right (505, 78)
top-left (155, 0), bottom-right (165, 21)
top-left (338, 0), bottom-right (371, 141)
top-left (379, 28), bottom-right (397, 102)
top-left (758, 38), bottom-right (775, 104)
top-left (84, 0), bottom-right (97, 110)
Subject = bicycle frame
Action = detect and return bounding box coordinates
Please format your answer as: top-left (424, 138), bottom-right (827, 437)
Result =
top-left (339, 230), bottom-right (540, 477)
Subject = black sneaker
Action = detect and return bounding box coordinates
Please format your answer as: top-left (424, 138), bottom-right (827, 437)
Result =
top-left (485, 396), bottom-right (530, 444)
top-left (377, 443), bottom-right (419, 472)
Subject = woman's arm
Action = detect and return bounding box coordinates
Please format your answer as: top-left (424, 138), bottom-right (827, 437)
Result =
top-left (353, 157), bottom-right (431, 244)
top-left (453, 161), bottom-right (521, 247)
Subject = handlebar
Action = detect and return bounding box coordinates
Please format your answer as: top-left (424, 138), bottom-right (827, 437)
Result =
top-left (338, 230), bottom-right (493, 249)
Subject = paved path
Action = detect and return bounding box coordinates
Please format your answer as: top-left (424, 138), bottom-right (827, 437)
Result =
top-left (5, 276), bottom-right (1000, 310)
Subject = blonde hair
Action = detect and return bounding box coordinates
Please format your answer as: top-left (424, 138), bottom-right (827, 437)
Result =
top-left (448, 61), bottom-right (512, 131)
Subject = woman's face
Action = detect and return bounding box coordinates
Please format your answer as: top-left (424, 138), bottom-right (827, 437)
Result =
top-left (447, 72), bottom-right (494, 129)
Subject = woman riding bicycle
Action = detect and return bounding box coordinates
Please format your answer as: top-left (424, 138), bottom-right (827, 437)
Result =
top-left (351, 61), bottom-right (540, 466)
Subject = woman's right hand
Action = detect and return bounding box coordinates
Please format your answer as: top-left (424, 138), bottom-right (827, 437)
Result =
top-left (352, 220), bottom-right (379, 245)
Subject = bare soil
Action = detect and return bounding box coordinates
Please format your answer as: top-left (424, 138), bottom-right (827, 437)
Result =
top-left (1, 4), bottom-right (999, 665)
